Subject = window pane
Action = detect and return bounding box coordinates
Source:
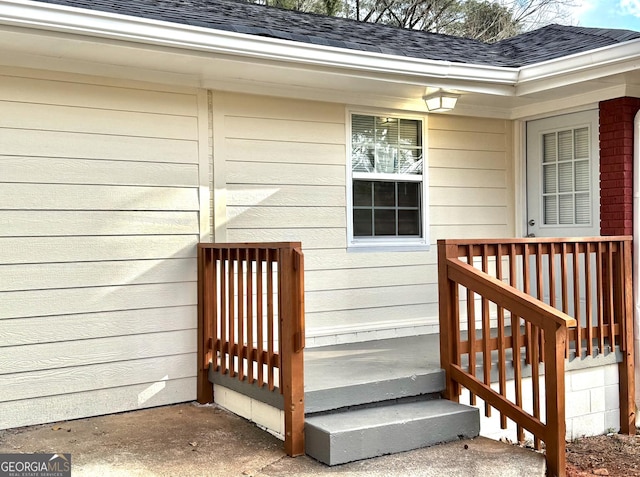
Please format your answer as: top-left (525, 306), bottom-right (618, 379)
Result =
top-left (575, 193), bottom-right (590, 224)
top-left (351, 113), bottom-right (423, 177)
top-left (353, 181), bottom-right (372, 206)
top-left (352, 114), bottom-right (374, 143)
top-left (375, 147), bottom-right (397, 173)
top-left (543, 133), bottom-right (556, 163)
top-left (374, 182), bottom-right (395, 207)
top-left (558, 130), bottom-right (572, 161)
top-left (376, 117), bottom-right (398, 147)
top-left (398, 149), bottom-right (422, 174)
top-left (374, 209), bottom-right (396, 236)
top-left (575, 160), bottom-right (589, 191)
top-left (559, 195), bottom-right (573, 224)
top-left (353, 209), bottom-right (372, 236)
top-left (574, 128), bottom-right (589, 158)
top-left (352, 146), bottom-right (374, 172)
top-left (352, 115), bottom-right (375, 173)
top-left (543, 164), bottom-right (557, 193)
top-left (544, 196), bottom-right (557, 225)
top-left (398, 210), bottom-right (420, 235)
top-left (558, 162), bottom-right (573, 193)
top-left (398, 182), bottom-right (419, 207)
top-left (399, 119), bottom-right (420, 147)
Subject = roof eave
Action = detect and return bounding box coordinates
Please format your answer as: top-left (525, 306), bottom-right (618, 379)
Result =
top-left (0, 0), bottom-right (518, 89)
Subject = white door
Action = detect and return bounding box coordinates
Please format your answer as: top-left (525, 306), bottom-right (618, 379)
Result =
top-left (526, 110), bottom-right (600, 238)
top-left (525, 110), bottom-right (600, 324)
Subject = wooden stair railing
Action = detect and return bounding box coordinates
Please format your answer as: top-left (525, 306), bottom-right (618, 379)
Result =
top-left (438, 237), bottom-right (634, 477)
top-left (197, 242), bottom-right (305, 457)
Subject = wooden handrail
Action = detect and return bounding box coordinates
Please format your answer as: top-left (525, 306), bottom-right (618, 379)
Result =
top-left (447, 259), bottom-right (577, 330)
top-left (197, 242), bottom-right (305, 457)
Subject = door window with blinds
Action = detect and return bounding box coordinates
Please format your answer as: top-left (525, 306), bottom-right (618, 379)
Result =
top-left (348, 112), bottom-right (428, 249)
top-left (541, 127), bottom-right (591, 226)
top-left (526, 110), bottom-right (599, 238)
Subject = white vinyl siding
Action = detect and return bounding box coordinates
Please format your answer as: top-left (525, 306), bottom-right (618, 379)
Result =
top-left (429, 116), bottom-right (512, 240)
top-left (213, 92), bottom-right (513, 344)
top-left (0, 69), bottom-right (204, 429)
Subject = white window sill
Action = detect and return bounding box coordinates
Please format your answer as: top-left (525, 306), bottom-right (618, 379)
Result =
top-left (347, 242), bottom-right (431, 253)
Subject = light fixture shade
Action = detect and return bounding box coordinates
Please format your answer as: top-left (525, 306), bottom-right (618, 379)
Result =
top-left (423, 91), bottom-right (460, 112)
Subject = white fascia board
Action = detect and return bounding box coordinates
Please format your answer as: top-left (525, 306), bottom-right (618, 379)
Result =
top-left (0, 0), bottom-right (518, 88)
top-left (516, 38), bottom-right (640, 96)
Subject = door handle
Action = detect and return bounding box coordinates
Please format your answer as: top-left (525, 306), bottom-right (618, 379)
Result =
top-left (526, 233), bottom-right (536, 238)
top-left (528, 219), bottom-right (535, 226)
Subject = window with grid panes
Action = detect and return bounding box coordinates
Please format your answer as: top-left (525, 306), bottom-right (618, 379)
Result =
top-left (542, 126), bottom-right (591, 226)
top-left (349, 113), bottom-right (426, 246)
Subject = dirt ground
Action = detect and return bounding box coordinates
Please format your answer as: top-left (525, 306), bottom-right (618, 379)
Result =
top-left (566, 432), bottom-right (640, 477)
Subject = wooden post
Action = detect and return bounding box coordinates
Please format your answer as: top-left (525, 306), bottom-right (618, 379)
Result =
top-left (544, 323), bottom-right (567, 477)
top-left (438, 240), bottom-right (460, 401)
top-left (619, 239), bottom-right (636, 434)
top-left (280, 245), bottom-right (305, 457)
top-left (197, 246), bottom-right (214, 403)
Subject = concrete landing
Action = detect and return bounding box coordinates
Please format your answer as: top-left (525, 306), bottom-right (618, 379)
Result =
top-left (305, 335), bottom-right (442, 395)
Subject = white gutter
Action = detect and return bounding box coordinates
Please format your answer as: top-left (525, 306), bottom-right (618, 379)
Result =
top-left (516, 37), bottom-right (640, 96)
top-left (518, 37), bottom-right (640, 84)
top-left (634, 111), bottom-right (640, 407)
top-left (0, 0), bottom-right (518, 85)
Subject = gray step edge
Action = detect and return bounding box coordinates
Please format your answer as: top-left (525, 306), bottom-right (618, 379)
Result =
top-left (305, 399), bottom-right (480, 466)
top-left (305, 370), bottom-right (445, 414)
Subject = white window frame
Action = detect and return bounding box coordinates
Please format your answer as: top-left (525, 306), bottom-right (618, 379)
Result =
top-left (346, 108), bottom-right (429, 251)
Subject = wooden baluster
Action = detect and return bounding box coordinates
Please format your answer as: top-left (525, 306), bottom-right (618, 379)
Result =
top-left (220, 249), bottom-right (228, 375)
top-left (585, 243), bottom-right (593, 357)
top-left (238, 249), bottom-right (245, 381)
top-left (481, 244), bottom-right (491, 417)
top-left (267, 249), bottom-right (275, 391)
top-left (531, 322), bottom-right (541, 451)
top-left (466, 245), bottom-right (476, 405)
top-left (605, 243), bottom-right (614, 350)
top-left (523, 242), bottom-right (532, 365)
top-left (596, 242), bottom-right (605, 354)
top-left (510, 243), bottom-right (525, 443)
top-left (228, 249), bottom-right (236, 378)
top-left (247, 249), bottom-right (254, 384)
top-left (560, 243), bottom-right (571, 357)
top-left (572, 243), bottom-right (581, 358)
top-left (257, 249), bottom-right (264, 388)
top-left (496, 243), bottom-right (507, 429)
top-left (537, 243), bottom-right (546, 364)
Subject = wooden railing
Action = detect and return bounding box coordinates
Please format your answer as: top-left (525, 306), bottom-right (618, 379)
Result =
top-left (197, 242), bottom-right (305, 456)
top-left (438, 237), bottom-right (634, 477)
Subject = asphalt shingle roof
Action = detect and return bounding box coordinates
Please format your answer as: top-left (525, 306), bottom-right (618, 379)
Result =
top-left (32, 0), bottom-right (640, 67)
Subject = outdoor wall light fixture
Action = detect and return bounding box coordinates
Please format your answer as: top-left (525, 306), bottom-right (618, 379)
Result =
top-left (423, 90), bottom-right (460, 112)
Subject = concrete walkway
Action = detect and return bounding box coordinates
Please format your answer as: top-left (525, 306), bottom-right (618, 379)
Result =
top-left (0, 402), bottom-right (545, 477)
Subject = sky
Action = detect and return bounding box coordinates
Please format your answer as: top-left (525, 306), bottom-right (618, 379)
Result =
top-left (567, 0), bottom-right (640, 30)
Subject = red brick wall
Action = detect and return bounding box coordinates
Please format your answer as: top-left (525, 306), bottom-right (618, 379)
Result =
top-left (599, 97), bottom-right (640, 236)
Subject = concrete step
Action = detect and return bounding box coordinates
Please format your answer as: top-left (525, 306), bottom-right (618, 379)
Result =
top-left (305, 398), bottom-right (480, 466)
top-left (305, 368), bottom-right (445, 414)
